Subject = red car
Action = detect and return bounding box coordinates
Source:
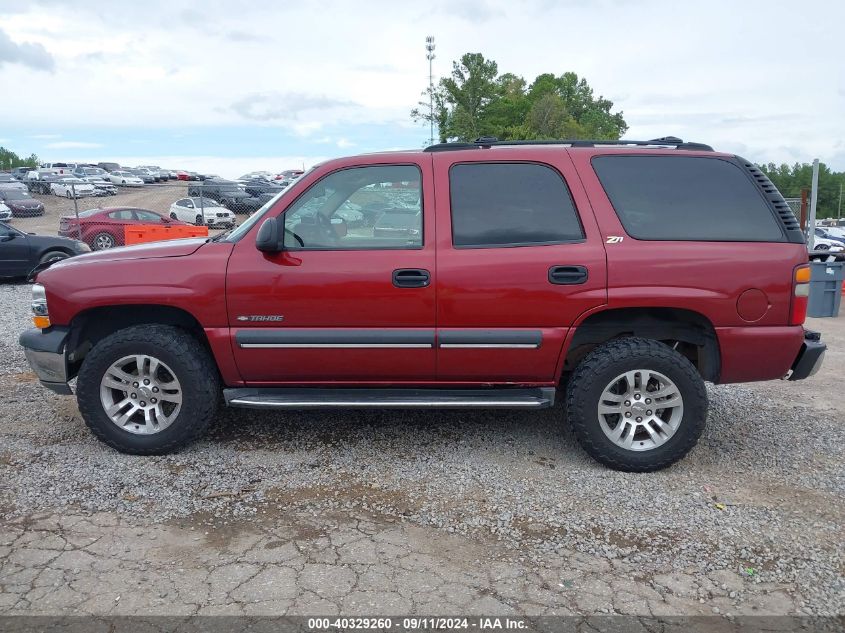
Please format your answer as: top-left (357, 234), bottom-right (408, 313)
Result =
top-left (21, 137), bottom-right (824, 471)
top-left (58, 206), bottom-right (187, 250)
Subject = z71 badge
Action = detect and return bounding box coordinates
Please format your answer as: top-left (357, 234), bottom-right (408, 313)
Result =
top-left (236, 315), bottom-right (285, 322)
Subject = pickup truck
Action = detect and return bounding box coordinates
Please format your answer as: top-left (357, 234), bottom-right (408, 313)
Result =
top-left (18, 137), bottom-right (826, 471)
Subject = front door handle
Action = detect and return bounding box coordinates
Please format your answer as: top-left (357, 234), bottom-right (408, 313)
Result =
top-left (548, 265), bottom-right (588, 285)
top-left (393, 268), bottom-right (430, 288)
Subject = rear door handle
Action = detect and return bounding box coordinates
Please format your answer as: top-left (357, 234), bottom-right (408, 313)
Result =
top-left (548, 265), bottom-right (588, 285)
top-left (393, 268), bottom-right (430, 288)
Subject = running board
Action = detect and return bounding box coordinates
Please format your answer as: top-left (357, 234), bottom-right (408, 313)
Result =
top-left (224, 387), bottom-right (556, 410)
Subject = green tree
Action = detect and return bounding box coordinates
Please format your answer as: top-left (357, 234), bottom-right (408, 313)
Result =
top-left (760, 162), bottom-right (845, 219)
top-left (412, 53), bottom-right (627, 143)
top-left (0, 147), bottom-right (39, 170)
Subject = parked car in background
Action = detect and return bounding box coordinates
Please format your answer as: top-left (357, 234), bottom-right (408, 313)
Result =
top-left (51, 177), bottom-right (96, 199)
top-left (11, 167), bottom-right (32, 180)
top-left (0, 202), bottom-right (12, 221)
top-left (25, 171), bottom-right (61, 195)
top-left (188, 179), bottom-right (258, 212)
top-left (0, 174), bottom-right (29, 192)
top-left (73, 166), bottom-right (110, 179)
top-left (0, 190), bottom-right (45, 217)
top-left (373, 208), bottom-right (422, 238)
top-left (276, 169), bottom-right (304, 180)
top-left (78, 176), bottom-right (117, 196)
top-left (127, 168), bottom-right (155, 184)
top-left (0, 222), bottom-right (90, 278)
top-left (97, 162), bottom-right (120, 173)
top-left (169, 197), bottom-right (236, 227)
top-left (239, 171), bottom-right (273, 181)
top-left (814, 227), bottom-right (845, 246)
top-left (240, 178), bottom-right (287, 198)
top-left (108, 171), bottom-right (144, 187)
top-left (38, 163), bottom-right (73, 175)
top-left (59, 206), bottom-right (189, 250)
top-left (176, 171), bottom-right (197, 181)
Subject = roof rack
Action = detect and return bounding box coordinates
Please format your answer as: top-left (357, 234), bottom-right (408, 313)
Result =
top-left (423, 136), bottom-right (714, 152)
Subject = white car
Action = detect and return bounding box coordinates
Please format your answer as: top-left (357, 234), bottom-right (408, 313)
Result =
top-left (108, 171), bottom-right (144, 187)
top-left (0, 175), bottom-right (28, 192)
top-left (812, 236), bottom-right (845, 252)
top-left (0, 202), bottom-right (11, 221)
top-left (50, 178), bottom-right (96, 198)
top-left (169, 197), bottom-right (236, 227)
top-left (78, 176), bottom-right (117, 196)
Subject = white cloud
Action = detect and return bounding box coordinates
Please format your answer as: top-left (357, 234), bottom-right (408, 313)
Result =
top-left (336, 138), bottom-right (355, 149)
top-left (45, 141), bottom-right (103, 149)
top-left (30, 134), bottom-right (61, 140)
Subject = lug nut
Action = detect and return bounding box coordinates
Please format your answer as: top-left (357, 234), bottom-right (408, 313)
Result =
top-left (133, 382), bottom-right (139, 388)
top-left (624, 400), bottom-right (631, 407)
top-left (143, 379), bottom-right (150, 385)
top-left (152, 387), bottom-right (159, 393)
top-left (130, 393), bottom-right (137, 399)
top-left (140, 401), bottom-right (146, 407)
top-left (646, 410), bottom-right (652, 416)
top-left (636, 416), bottom-right (642, 422)
top-left (151, 398), bottom-right (157, 404)
top-left (625, 412), bottom-right (632, 418)
top-left (634, 393), bottom-right (641, 400)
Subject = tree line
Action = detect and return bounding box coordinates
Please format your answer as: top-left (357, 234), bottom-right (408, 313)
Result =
top-left (760, 162), bottom-right (844, 219)
top-left (412, 52), bottom-right (628, 143)
top-left (0, 147), bottom-right (39, 170)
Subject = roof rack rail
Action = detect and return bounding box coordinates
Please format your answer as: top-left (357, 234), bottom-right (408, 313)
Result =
top-left (423, 136), bottom-right (714, 152)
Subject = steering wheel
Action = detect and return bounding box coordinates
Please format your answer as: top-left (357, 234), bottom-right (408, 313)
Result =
top-left (283, 227), bottom-right (304, 247)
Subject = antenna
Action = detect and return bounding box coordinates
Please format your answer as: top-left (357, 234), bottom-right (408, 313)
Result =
top-left (425, 36), bottom-right (436, 147)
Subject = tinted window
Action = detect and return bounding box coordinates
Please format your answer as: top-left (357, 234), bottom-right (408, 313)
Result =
top-left (592, 156), bottom-right (783, 241)
top-left (449, 163), bottom-right (583, 248)
top-left (108, 210), bottom-right (134, 220)
top-left (283, 165), bottom-right (422, 250)
top-left (135, 210), bottom-right (162, 221)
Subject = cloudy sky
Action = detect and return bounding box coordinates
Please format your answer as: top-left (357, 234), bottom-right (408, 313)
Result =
top-left (0, 0), bottom-right (842, 177)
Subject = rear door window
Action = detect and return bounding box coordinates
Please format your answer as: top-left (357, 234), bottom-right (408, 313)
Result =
top-left (449, 162), bottom-right (584, 248)
top-left (592, 155), bottom-right (784, 241)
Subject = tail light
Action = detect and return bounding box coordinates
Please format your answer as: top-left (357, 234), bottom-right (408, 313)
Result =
top-left (790, 265), bottom-right (811, 325)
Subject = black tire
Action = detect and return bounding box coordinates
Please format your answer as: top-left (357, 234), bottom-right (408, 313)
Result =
top-left (170, 212), bottom-right (177, 220)
top-left (92, 232), bottom-right (115, 250)
top-left (38, 250), bottom-right (70, 264)
top-left (76, 325), bottom-right (220, 455)
top-left (565, 337), bottom-right (707, 472)
top-left (195, 214), bottom-right (203, 225)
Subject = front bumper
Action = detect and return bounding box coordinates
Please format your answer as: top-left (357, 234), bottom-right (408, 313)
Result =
top-left (19, 327), bottom-right (74, 395)
top-left (787, 329), bottom-right (826, 381)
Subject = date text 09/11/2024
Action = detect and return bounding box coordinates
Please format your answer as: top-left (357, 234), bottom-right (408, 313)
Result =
top-left (307, 618), bottom-right (528, 630)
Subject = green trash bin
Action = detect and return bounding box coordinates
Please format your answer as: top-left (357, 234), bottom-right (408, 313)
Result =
top-left (807, 261), bottom-right (844, 318)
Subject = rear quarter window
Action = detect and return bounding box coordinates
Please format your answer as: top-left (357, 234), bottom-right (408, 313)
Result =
top-left (591, 155), bottom-right (784, 242)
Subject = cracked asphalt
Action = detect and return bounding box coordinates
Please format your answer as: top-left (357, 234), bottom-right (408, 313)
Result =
top-left (1, 283), bottom-right (843, 617)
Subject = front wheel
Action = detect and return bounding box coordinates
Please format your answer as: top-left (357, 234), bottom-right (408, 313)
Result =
top-left (76, 325), bottom-right (220, 454)
top-left (565, 337), bottom-right (707, 472)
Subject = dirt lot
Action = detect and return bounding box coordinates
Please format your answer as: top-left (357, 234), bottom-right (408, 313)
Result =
top-left (8, 181), bottom-right (237, 239)
top-left (0, 213), bottom-right (843, 618)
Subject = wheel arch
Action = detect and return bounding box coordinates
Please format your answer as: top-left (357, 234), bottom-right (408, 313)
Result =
top-left (561, 307), bottom-right (721, 383)
top-left (66, 304), bottom-right (213, 378)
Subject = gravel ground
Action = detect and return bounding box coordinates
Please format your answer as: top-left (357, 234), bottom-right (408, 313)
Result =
top-left (1, 282), bottom-right (843, 616)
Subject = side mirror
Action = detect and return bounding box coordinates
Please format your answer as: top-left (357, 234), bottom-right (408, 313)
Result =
top-left (0, 233), bottom-right (14, 242)
top-left (255, 217), bottom-right (282, 253)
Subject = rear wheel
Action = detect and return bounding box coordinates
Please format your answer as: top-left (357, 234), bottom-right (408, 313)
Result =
top-left (195, 214), bottom-right (203, 225)
top-left (76, 325), bottom-right (219, 454)
top-left (170, 212), bottom-right (177, 220)
top-left (565, 337), bottom-right (707, 472)
top-left (92, 232), bottom-right (116, 250)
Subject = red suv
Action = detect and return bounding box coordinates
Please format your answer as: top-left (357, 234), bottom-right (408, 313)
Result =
top-left (19, 137), bottom-right (825, 471)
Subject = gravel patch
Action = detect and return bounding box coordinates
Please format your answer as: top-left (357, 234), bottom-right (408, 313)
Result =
top-left (0, 285), bottom-right (842, 614)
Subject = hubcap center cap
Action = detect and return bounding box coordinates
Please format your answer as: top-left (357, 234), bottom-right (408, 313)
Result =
top-left (630, 402), bottom-right (647, 416)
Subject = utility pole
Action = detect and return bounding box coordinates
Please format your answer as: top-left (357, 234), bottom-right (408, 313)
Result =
top-left (838, 180), bottom-right (842, 219)
top-left (425, 36), bottom-right (436, 146)
top-left (808, 158), bottom-right (819, 249)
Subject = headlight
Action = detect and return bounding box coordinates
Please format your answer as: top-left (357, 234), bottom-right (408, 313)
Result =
top-left (32, 283), bottom-right (50, 329)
